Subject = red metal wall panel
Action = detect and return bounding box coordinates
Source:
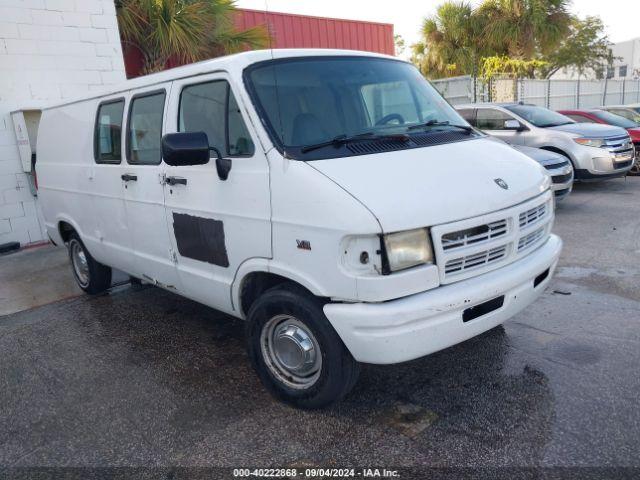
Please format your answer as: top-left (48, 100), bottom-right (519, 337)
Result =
top-left (235, 9), bottom-right (394, 55)
top-left (124, 9), bottom-right (394, 78)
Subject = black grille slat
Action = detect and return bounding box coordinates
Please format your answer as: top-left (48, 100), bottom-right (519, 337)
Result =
top-left (552, 172), bottom-right (573, 184)
top-left (345, 131), bottom-right (471, 155)
top-left (614, 160), bottom-right (633, 169)
top-left (409, 131), bottom-right (470, 146)
top-left (347, 140), bottom-right (409, 155)
top-left (544, 161), bottom-right (569, 170)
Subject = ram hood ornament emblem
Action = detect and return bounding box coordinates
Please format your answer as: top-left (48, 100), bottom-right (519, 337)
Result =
top-left (494, 178), bottom-right (509, 190)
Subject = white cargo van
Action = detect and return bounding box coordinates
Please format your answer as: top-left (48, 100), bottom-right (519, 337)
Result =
top-left (38, 50), bottom-right (562, 408)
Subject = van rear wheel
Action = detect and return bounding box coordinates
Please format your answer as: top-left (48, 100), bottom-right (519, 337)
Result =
top-left (68, 233), bottom-right (111, 294)
top-left (246, 283), bottom-right (360, 409)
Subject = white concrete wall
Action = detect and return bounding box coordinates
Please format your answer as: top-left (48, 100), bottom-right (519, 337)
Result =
top-left (611, 38), bottom-right (640, 79)
top-left (0, 0), bottom-right (125, 246)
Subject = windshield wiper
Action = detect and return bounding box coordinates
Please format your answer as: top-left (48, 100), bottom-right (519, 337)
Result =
top-left (407, 120), bottom-right (474, 134)
top-left (301, 132), bottom-right (409, 153)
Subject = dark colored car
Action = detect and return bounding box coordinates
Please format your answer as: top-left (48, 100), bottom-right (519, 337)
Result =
top-left (558, 109), bottom-right (640, 175)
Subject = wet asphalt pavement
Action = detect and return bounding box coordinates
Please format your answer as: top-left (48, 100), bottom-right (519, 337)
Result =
top-left (1, 179), bottom-right (640, 474)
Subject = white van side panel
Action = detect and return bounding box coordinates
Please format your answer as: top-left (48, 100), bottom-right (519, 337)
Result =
top-left (38, 97), bottom-right (136, 274)
top-left (38, 101), bottom-right (104, 259)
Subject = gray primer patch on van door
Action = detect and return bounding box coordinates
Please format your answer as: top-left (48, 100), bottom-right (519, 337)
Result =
top-left (172, 213), bottom-right (229, 267)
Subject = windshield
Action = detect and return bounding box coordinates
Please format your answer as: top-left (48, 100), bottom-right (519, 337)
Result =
top-left (609, 108), bottom-right (640, 122)
top-left (245, 57), bottom-right (472, 159)
top-left (592, 110), bottom-right (638, 128)
top-left (505, 105), bottom-right (574, 128)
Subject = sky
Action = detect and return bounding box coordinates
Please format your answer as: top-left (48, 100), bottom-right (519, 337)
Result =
top-left (236, 0), bottom-right (639, 58)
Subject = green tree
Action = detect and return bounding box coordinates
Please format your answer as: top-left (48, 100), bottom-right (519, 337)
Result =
top-left (412, 0), bottom-right (581, 79)
top-left (412, 1), bottom-right (487, 78)
top-left (538, 16), bottom-right (612, 78)
top-left (480, 55), bottom-right (548, 80)
top-left (394, 34), bottom-right (406, 56)
top-left (478, 0), bottom-right (571, 59)
top-left (116, 0), bottom-right (269, 75)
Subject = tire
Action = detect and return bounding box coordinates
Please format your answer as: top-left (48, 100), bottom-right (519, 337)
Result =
top-left (67, 232), bottom-right (112, 294)
top-left (246, 283), bottom-right (360, 409)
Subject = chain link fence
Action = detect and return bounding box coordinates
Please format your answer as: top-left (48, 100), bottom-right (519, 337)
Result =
top-left (431, 75), bottom-right (640, 109)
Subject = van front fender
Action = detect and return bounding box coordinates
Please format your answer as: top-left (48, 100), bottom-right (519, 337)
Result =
top-left (231, 258), bottom-right (329, 318)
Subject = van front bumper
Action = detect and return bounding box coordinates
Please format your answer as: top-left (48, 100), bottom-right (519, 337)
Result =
top-left (324, 234), bottom-right (562, 365)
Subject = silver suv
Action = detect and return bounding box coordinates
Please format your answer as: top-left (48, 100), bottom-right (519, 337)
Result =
top-left (457, 103), bottom-right (634, 180)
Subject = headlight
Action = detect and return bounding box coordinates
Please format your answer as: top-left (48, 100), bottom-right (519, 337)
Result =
top-left (574, 137), bottom-right (604, 148)
top-left (382, 228), bottom-right (434, 273)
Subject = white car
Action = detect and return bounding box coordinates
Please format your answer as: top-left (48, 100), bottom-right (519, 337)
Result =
top-left (37, 50), bottom-right (562, 408)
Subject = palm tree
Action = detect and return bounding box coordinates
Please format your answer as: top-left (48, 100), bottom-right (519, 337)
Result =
top-left (478, 0), bottom-right (571, 59)
top-left (412, 1), bottom-right (487, 78)
top-left (116, 0), bottom-right (270, 75)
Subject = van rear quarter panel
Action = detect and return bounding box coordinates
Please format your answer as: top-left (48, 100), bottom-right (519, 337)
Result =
top-left (37, 100), bottom-right (105, 260)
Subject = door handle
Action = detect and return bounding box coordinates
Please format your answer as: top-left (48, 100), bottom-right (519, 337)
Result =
top-left (165, 176), bottom-right (187, 186)
top-left (121, 173), bottom-right (138, 182)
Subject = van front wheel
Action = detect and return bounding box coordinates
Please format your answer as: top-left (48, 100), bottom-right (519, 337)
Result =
top-left (246, 283), bottom-right (360, 409)
top-left (68, 233), bottom-right (111, 294)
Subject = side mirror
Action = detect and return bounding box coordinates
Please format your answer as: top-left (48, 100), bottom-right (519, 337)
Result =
top-left (162, 132), bottom-right (210, 166)
top-left (504, 119), bottom-right (525, 131)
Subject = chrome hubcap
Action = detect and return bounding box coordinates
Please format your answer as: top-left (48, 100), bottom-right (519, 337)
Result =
top-left (260, 315), bottom-right (322, 389)
top-left (70, 240), bottom-right (90, 287)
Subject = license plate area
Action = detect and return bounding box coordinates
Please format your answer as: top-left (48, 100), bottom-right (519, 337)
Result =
top-left (462, 295), bottom-right (505, 323)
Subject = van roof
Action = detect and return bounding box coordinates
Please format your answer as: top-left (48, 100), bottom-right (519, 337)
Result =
top-left (43, 48), bottom-right (400, 111)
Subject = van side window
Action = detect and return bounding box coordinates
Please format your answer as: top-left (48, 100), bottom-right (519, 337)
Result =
top-left (228, 91), bottom-right (254, 156)
top-left (476, 109), bottom-right (515, 130)
top-left (179, 80), bottom-right (255, 157)
top-left (95, 100), bottom-right (124, 163)
top-left (127, 91), bottom-right (166, 165)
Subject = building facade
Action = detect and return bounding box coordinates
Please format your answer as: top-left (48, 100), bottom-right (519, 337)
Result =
top-left (552, 37), bottom-right (640, 81)
top-left (0, 0), bottom-right (125, 247)
top-left (609, 37), bottom-right (640, 80)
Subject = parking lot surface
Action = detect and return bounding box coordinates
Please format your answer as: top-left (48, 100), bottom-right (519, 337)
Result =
top-left (1, 178), bottom-right (639, 471)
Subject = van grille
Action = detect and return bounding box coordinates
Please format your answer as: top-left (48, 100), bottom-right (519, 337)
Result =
top-left (441, 220), bottom-right (507, 250)
top-left (518, 227), bottom-right (546, 252)
top-left (431, 193), bottom-right (554, 284)
top-left (519, 203), bottom-right (547, 228)
top-left (445, 245), bottom-right (508, 275)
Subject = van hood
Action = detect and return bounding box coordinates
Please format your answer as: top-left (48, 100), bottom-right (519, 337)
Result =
top-left (548, 122), bottom-right (627, 138)
top-left (309, 137), bottom-right (549, 232)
